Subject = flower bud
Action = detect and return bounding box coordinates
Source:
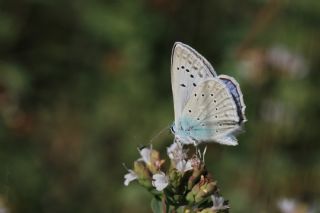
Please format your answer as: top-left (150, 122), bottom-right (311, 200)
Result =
top-left (168, 168), bottom-right (183, 189)
top-left (134, 161), bottom-right (152, 188)
top-left (195, 181), bottom-right (217, 203)
top-left (148, 149), bottom-right (165, 174)
top-left (187, 164), bottom-right (206, 190)
top-left (186, 176), bottom-right (217, 204)
top-left (186, 183), bottom-right (200, 204)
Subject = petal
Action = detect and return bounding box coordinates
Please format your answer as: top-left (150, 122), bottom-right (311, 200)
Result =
top-left (124, 170), bottom-right (137, 186)
top-left (167, 142), bottom-right (187, 161)
top-left (211, 195), bottom-right (229, 210)
top-left (154, 182), bottom-right (168, 191)
top-left (184, 160), bottom-right (193, 172)
top-left (175, 160), bottom-right (193, 173)
top-left (175, 160), bottom-right (185, 173)
top-left (152, 172), bottom-right (169, 191)
top-left (167, 143), bottom-right (179, 159)
top-left (153, 173), bottom-right (165, 180)
top-left (139, 148), bottom-right (152, 164)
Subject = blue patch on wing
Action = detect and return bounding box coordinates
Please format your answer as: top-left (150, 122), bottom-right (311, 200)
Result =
top-left (174, 116), bottom-right (214, 142)
top-left (219, 77), bottom-right (244, 123)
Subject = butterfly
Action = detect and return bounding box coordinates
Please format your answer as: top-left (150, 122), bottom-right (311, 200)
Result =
top-left (170, 42), bottom-right (246, 146)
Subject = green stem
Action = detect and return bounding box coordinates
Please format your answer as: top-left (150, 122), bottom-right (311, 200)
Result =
top-left (162, 194), bottom-right (167, 213)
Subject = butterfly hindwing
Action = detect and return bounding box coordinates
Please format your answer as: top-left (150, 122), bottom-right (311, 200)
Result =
top-left (219, 74), bottom-right (246, 123)
top-left (178, 79), bottom-right (241, 145)
top-left (171, 42), bottom-right (217, 127)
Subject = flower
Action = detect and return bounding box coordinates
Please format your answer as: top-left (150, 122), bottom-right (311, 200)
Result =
top-left (138, 146), bottom-right (165, 173)
top-left (277, 198), bottom-right (296, 213)
top-left (124, 169), bottom-right (138, 186)
top-left (139, 147), bottom-right (152, 165)
top-left (152, 172), bottom-right (169, 191)
top-left (167, 142), bottom-right (187, 161)
top-left (167, 142), bottom-right (193, 173)
top-left (211, 194), bottom-right (229, 211)
top-left (176, 159), bottom-right (193, 173)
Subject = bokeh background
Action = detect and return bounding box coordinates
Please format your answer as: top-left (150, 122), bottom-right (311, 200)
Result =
top-left (0, 0), bottom-right (319, 212)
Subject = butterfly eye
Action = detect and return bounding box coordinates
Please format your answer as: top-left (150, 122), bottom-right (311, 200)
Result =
top-left (186, 69), bottom-right (190, 72)
top-left (181, 66), bottom-right (185, 69)
top-left (190, 74), bottom-right (194, 78)
top-left (194, 94), bottom-right (197, 96)
top-left (210, 94), bottom-right (213, 96)
top-left (188, 110), bottom-right (191, 113)
top-left (180, 84), bottom-right (186, 87)
top-left (202, 94), bottom-right (204, 97)
top-left (193, 83), bottom-right (197, 87)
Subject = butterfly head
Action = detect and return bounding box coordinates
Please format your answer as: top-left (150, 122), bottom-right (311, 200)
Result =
top-left (170, 124), bottom-right (176, 134)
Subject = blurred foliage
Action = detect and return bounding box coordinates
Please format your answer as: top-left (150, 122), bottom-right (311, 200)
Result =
top-left (0, 0), bottom-right (319, 212)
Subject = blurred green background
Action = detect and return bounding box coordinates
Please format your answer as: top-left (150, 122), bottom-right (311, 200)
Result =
top-left (0, 0), bottom-right (319, 212)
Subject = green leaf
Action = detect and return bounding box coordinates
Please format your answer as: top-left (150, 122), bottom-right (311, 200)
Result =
top-left (151, 197), bottom-right (163, 213)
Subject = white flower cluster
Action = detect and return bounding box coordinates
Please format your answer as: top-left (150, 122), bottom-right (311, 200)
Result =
top-left (124, 142), bottom-right (196, 191)
top-left (123, 142), bottom-right (229, 213)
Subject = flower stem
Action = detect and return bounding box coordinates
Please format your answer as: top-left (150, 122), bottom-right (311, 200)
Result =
top-left (162, 193), bottom-right (167, 213)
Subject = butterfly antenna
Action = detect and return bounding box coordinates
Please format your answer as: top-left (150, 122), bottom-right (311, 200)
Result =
top-left (149, 125), bottom-right (171, 144)
top-left (122, 163), bottom-right (129, 171)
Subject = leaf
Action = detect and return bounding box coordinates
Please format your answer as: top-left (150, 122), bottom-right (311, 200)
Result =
top-left (151, 197), bottom-right (163, 213)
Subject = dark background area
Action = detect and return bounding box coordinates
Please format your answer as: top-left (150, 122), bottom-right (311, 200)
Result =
top-left (0, 0), bottom-right (319, 212)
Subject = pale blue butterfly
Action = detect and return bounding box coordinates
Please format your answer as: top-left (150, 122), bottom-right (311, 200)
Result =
top-left (170, 42), bottom-right (246, 146)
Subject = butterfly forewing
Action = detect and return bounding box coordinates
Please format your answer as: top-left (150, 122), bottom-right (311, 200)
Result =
top-left (171, 42), bottom-right (217, 127)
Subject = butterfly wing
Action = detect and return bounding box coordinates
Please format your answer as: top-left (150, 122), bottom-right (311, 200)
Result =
top-left (177, 78), bottom-right (243, 145)
top-left (171, 42), bottom-right (217, 128)
top-left (219, 74), bottom-right (247, 123)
